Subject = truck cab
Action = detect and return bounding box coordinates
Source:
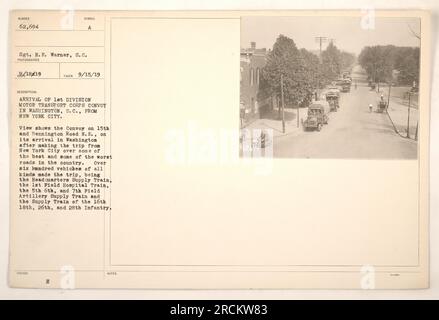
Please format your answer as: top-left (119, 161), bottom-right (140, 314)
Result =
top-left (303, 103), bottom-right (329, 131)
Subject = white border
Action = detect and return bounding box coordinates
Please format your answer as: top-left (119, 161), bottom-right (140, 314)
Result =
top-left (1, 0), bottom-right (438, 299)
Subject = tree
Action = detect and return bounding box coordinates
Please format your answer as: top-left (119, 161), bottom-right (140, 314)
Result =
top-left (358, 45), bottom-right (419, 86)
top-left (393, 47), bottom-right (419, 85)
top-left (259, 35), bottom-right (315, 109)
top-left (321, 42), bottom-right (342, 82)
top-left (300, 48), bottom-right (321, 90)
top-left (358, 46), bottom-right (393, 83)
top-left (340, 51), bottom-right (356, 72)
top-left (407, 22), bottom-right (420, 40)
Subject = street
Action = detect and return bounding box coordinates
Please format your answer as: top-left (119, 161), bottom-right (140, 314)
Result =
top-left (273, 66), bottom-right (418, 159)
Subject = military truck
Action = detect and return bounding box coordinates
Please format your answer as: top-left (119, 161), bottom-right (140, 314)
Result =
top-left (325, 91), bottom-right (340, 111)
top-left (327, 86), bottom-right (341, 96)
top-left (303, 102), bottom-right (330, 131)
top-left (342, 71), bottom-right (351, 80)
top-left (335, 78), bottom-right (345, 87)
top-left (340, 79), bottom-right (351, 92)
top-left (341, 83), bottom-right (351, 92)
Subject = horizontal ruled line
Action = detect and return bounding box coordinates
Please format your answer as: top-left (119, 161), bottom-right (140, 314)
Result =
top-left (15, 45), bottom-right (104, 48)
top-left (15, 78), bottom-right (104, 80)
top-left (14, 61), bottom-right (104, 64)
top-left (15, 29), bottom-right (104, 32)
top-left (14, 269), bottom-right (422, 274)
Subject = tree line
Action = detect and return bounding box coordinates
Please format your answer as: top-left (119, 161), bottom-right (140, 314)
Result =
top-left (358, 45), bottom-right (419, 86)
top-left (258, 35), bottom-right (356, 109)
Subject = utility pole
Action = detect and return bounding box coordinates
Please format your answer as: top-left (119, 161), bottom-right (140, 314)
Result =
top-left (315, 36), bottom-right (327, 60)
top-left (315, 36), bottom-right (327, 99)
top-left (407, 91), bottom-right (411, 138)
top-left (386, 82), bottom-right (392, 112)
top-left (277, 96), bottom-right (281, 119)
top-left (281, 74), bottom-right (285, 134)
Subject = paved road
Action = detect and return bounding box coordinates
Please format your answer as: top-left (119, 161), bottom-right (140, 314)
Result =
top-left (273, 67), bottom-right (418, 159)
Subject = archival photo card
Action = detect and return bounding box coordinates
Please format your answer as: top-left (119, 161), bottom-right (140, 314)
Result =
top-left (8, 10), bottom-right (430, 289)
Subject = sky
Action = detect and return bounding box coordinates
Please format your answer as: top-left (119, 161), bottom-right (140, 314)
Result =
top-left (241, 16), bottom-right (421, 55)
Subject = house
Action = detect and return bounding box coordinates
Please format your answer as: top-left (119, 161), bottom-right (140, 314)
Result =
top-left (240, 42), bottom-right (272, 125)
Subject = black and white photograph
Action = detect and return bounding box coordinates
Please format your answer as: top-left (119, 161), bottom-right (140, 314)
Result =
top-left (240, 16), bottom-right (421, 159)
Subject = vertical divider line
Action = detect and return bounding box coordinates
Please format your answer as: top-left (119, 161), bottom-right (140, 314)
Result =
top-left (103, 15), bottom-right (106, 279)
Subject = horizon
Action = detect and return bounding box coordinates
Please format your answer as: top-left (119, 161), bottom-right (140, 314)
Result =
top-left (241, 16), bottom-right (421, 55)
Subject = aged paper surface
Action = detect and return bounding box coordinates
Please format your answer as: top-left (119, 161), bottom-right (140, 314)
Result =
top-left (8, 10), bottom-right (430, 289)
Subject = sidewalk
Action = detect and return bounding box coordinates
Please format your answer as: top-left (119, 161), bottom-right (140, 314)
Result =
top-left (376, 87), bottom-right (419, 139)
top-left (242, 108), bottom-right (308, 138)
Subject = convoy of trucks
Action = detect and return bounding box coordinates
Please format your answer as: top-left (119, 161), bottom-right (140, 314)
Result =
top-left (303, 71), bottom-right (352, 132)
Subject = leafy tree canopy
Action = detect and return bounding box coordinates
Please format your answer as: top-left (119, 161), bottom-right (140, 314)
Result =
top-left (259, 35), bottom-right (316, 108)
top-left (358, 45), bottom-right (419, 85)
